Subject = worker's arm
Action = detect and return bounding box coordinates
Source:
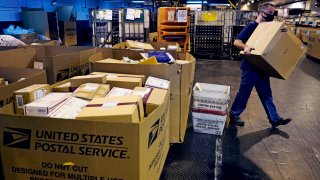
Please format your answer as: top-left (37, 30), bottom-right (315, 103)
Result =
top-left (234, 39), bottom-right (255, 55)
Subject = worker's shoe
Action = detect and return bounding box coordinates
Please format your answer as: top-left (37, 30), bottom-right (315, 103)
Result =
top-left (270, 118), bottom-right (292, 128)
top-left (230, 116), bottom-right (245, 126)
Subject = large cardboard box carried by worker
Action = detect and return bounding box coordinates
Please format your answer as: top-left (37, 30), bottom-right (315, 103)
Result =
top-left (244, 21), bottom-right (305, 80)
top-left (0, 68), bottom-right (47, 114)
top-left (0, 87), bottom-right (170, 180)
top-left (90, 48), bottom-right (196, 143)
top-left (0, 46), bottom-right (97, 84)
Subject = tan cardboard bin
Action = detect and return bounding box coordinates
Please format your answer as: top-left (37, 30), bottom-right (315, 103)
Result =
top-left (0, 89), bottom-right (169, 180)
top-left (90, 49), bottom-right (196, 143)
top-left (0, 46), bottom-right (97, 84)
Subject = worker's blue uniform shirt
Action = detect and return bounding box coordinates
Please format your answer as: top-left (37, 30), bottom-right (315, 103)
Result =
top-left (230, 21), bottom-right (282, 123)
top-left (237, 21), bottom-right (259, 71)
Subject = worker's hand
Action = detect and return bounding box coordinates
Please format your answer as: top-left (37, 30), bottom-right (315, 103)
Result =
top-left (243, 45), bottom-right (255, 55)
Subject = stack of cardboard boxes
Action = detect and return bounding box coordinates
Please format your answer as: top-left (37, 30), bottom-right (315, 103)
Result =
top-left (192, 83), bottom-right (230, 135)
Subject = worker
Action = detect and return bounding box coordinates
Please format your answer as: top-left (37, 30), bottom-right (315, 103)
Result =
top-left (230, 2), bottom-right (291, 127)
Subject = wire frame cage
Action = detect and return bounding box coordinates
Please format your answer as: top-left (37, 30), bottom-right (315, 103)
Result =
top-left (91, 9), bottom-right (120, 48)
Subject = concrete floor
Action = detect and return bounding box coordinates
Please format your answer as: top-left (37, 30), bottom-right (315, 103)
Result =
top-left (161, 57), bottom-right (320, 180)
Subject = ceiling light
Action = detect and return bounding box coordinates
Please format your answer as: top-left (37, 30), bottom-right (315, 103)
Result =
top-left (247, 2), bottom-right (250, 5)
top-left (251, 0), bottom-right (254, 3)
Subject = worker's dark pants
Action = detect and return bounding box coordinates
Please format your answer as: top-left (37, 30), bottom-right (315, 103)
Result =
top-left (230, 60), bottom-right (281, 123)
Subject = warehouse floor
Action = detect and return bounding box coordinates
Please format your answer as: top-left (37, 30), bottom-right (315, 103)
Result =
top-left (161, 57), bottom-right (320, 180)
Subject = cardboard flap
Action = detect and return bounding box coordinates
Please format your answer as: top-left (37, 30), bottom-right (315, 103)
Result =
top-left (0, 46), bottom-right (37, 68)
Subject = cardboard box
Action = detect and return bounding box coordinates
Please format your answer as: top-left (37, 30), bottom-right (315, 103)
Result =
top-left (113, 42), bottom-right (181, 52)
top-left (73, 83), bottom-right (110, 100)
top-left (107, 76), bottom-right (143, 89)
top-left (0, 89), bottom-right (170, 180)
top-left (70, 74), bottom-right (107, 87)
top-left (193, 83), bottom-right (230, 106)
top-left (48, 97), bottom-right (89, 119)
top-left (95, 58), bottom-right (129, 64)
top-left (107, 87), bottom-right (133, 97)
top-left (0, 46), bottom-right (96, 84)
top-left (89, 72), bottom-right (144, 90)
top-left (90, 49), bottom-right (196, 143)
top-left (59, 21), bottom-right (77, 46)
top-left (24, 93), bottom-right (72, 117)
top-left (76, 95), bottom-right (144, 123)
top-left (192, 112), bottom-right (227, 135)
top-left (149, 32), bottom-right (158, 42)
top-left (132, 87), bottom-right (168, 116)
top-left (0, 68), bottom-right (47, 114)
top-left (0, 78), bottom-right (5, 87)
top-left (91, 72), bottom-right (146, 84)
top-left (51, 79), bottom-right (72, 92)
top-left (307, 33), bottom-right (320, 59)
top-left (126, 40), bottom-right (154, 50)
top-left (13, 84), bottom-right (51, 115)
top-left (145, 76), bottom-right (170, 90)
top-left (245, 22), bottom-right (305, 79)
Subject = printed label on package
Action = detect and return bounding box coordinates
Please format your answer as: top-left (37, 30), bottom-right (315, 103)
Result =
top-left (16, 95), bottom-right (24, 108)
top-left (34, 88), bottom-right (47, 100)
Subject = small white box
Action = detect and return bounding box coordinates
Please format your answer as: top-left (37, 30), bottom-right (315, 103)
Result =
top-left (107, 87), bottom-right (133, 97)
top-left (24, 93), bottom-right (72, 117)
top-left (145, 76), bottom-right (170, 90)
top-left (48, 97), bottom-right (89, 119)
top-left (192, 112), bottom-right (227, 135)
top-left (193, 82), bottom-right (230, 105)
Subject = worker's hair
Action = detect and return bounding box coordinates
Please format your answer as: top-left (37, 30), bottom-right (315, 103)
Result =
top-left (258, 2), bottom-right (275, 13)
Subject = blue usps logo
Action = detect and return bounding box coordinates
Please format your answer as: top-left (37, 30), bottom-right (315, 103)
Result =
top-left (3, 127), bottom-right (31, 149)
